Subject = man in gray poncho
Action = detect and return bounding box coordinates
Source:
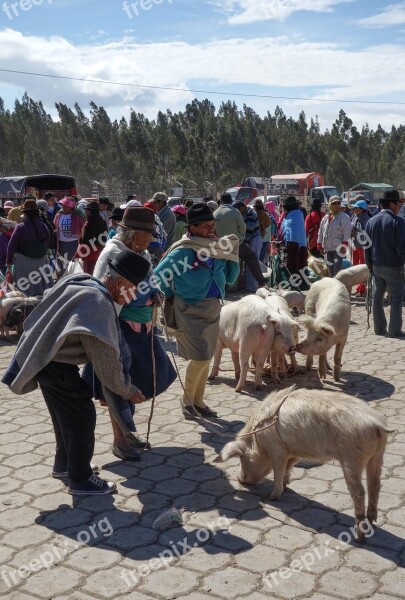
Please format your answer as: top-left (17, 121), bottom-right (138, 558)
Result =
top-left (2, 249), bottom-right (150, 496)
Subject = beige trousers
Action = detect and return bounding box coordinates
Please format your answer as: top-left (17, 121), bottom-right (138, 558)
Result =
top-left (181, 359), bottom-right (211, 407)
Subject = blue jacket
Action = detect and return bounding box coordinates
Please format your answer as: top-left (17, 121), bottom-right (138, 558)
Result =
top-left (281, 208), bottom-right (307, 247)
top-left (365, 210), bottom-right (405, 268)
top-left (154, 247), bottom-right (239, 304)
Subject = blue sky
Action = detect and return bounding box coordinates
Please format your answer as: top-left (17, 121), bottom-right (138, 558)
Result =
top-left (0, 0), bottom-right (404, 130)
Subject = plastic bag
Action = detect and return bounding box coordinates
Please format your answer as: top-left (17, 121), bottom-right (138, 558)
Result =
top-left (65, 259), bottom-right (84, 276)
top-left (152, 507), bottom-right (187, 530)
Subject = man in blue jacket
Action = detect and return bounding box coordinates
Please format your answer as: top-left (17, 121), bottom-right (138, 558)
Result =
top-left (365, 190), bottom-right (405, 338)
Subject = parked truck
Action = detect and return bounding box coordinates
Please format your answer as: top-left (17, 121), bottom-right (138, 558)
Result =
top-left (269, 172), bottom-right (340, 207)
top-left (0, 174), bottom-right (77, 205)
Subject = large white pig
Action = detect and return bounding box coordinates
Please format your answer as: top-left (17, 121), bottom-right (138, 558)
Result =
top-left (214, 386), bottom-right (393, 540)
top-left (296, 278), bottom-right (350, 381)
top-left (279, 290), bottom-right (306, 314)
top-left (335, 264), bottom-right (369, 295)
top-left (208, 295), bottom-right (296, 393)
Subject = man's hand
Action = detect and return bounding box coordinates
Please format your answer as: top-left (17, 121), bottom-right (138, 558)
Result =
top-left (129, 388), bottom-right (146, 404)
top-left (151, 291), bottom-right (165, 306)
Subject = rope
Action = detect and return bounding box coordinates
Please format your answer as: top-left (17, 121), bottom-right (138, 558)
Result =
top-left (144, 305), bottom-right (158, 449)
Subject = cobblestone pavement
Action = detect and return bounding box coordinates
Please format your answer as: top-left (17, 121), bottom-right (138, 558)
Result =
top-left (0, 298), bottom-right (404, 600)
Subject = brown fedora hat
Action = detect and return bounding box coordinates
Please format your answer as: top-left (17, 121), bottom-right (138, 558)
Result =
top-left (117, 206), bottom-right (156, 234)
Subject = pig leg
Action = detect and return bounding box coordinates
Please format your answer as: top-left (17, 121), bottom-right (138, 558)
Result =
top-left (333, 339), bottom-right (346, 382)
top-left (341, 463), bottom-right (366, 541)
top-left (366, 446), bottom-right (385, 524)
top-left (235, 346), bottom-right (251, 393)
top-left (254, 353), bottom-right (266, 390)
top-left (283, 457), bottom-right (296, 486)
top-left (231, 350), bottom-right (241, 381)
top-left (306, 355), bottom-right (313, 371)
top-left (208, 338), bottom-right (224, 380)
top-left (319, 354), bottom-right (328, 380)
top-left (270, 352), bottom-right (281, 383)
top-left (269, 455), bottom-right (289, 500)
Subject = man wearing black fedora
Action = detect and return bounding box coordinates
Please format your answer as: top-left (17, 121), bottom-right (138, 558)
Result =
top-left (3, 249), bottom-right (150, 496)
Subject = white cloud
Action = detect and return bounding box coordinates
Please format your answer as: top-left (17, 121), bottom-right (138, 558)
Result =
top-left (0, 28), bottom-right (404, 129)
top-left (215, 0), bottom-right (355, 25)
top-left (356, 2), bottom-right (405, 28)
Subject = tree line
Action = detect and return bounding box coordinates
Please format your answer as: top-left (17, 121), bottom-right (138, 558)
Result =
top-left (1, 93), bottom-right (404, 199)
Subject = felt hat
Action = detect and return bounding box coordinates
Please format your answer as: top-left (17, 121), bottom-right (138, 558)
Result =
top-left (118, 206), bottom-right (156, 234)
top-left (187, 202), bottom-right (216, 225)
top-left (107, 249), bottom-right (150, 286)
top-left (111, 207), bottom-right (125, 221)
top-left (282, 195), bottom-right (299, 208)
top-left (21, 199), bottom-right (39, 212)
top-left (86, 201), bottom-right (101, 211)
top-left (36, 200), bottom-right (49, 211)
top-left (384, 189), bottom-right (400, 202)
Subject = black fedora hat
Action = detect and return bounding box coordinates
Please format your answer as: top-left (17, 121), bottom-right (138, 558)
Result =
top-left (107, 249), bottom-right (150, 286)
top-left (118, 206), bottom-right (156, 235)
top-left (187, 202), bottom-right (218, 225)
top-left (282, 195), bottom-right (299, 208)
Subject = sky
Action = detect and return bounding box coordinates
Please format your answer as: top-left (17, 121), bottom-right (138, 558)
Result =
top-left (0, 0), bottom-right (404, 131)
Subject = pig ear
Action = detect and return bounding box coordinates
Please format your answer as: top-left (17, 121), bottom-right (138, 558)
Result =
top-left (266, 312), bottom-right (280, 328)
top-left (297, 315), bottom-right (314, 328)
top-left (214, 440), bottom-right (245, 463)
top-left (319, 323), bottom-right (335, 337)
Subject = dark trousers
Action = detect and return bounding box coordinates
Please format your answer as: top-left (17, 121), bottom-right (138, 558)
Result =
top-left (37, 362), bottom-right (95, 482)
top-left (239, 242), bottom-right (266, 284)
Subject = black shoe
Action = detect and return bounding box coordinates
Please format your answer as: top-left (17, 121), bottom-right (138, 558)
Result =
top-left (194, 405), bottom-right (218, 418)
top-left (112, 445), bottom-right (142, 461)
top-left (52, 463), bottom-right (99, 480)
top-left (182, 406), bottom-right (197, 420)
top-left (387, 331), bottom-right (405, 339)
top-left (68, 474), bottom-right (117, 496)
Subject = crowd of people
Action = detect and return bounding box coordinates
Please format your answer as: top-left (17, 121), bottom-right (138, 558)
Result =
top-left (1, 186), bottom-right (404, 496)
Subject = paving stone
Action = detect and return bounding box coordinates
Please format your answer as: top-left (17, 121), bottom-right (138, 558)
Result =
top-left (139, 565), bottom-right (199, 598)
top-left (65, 544), bottom-right (122, 573)
top-left (20, 566), bottom-right (82, 597)
top-left (108, 525), bottom-right (158, 551)
top-left (0, 506), bottom-right (40, 530)
top-left (320, 567), bottom-right (378, 598)
top-left (261, 570), bottom-right (316, 599)
top-left (235, 544), bottom-right (287, 572)
top-left (379, 568), bottom-right (405, 596)
top-left (264, 524), bottom-right (314, 550)
top-left (2, 525), bottom-right (54, 549)
top-left (203, 566), bottom-right (256, 599)
top-left (176, 543), bottom-right (231, 572)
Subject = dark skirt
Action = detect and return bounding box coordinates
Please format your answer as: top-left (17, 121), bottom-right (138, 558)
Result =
top-left (120, 322), bottom-right (177, 399)
top-left (83, 324), bottom-right (176, 401)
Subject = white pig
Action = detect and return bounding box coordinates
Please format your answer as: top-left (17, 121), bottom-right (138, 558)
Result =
top-left (296, 278), bottom-right (351, 381)
top-left (335, 264), bottom-right (369, 295)
top-left (0, 295), bottom-right (38, 338)
top-left (278, 290), bottom-right (306, 314)
top-left (214, 386), bottom-right (393, 540)
top-left (208, 296), bottom-right (295, 393)
top-left (261, 294), bottom-right (302, 381)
